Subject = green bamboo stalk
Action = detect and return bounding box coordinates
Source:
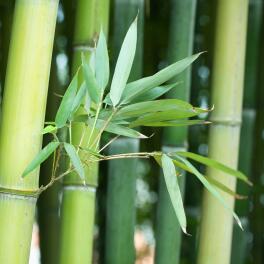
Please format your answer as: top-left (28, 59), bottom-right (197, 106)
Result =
top-left (0, 0), bottom-right (13, 84)
top-left (104, 1), bottom-right (144, 263)
top-left (155, 1), bottom-right (196, 263)
top-left (0, 0), bottom-right (58, 263)
top-left (250, 5), bottom-right (264, 263)
top-left (59, 1), bottom-right (110, 263)
top-left (37, 2), bottom-right (76, 261)
top-left (231, 1), bottom-right (263, 263)
top-left (0, 0), bottom-right (14, 116)
top-left (197, 1), bottom-right (249, 264)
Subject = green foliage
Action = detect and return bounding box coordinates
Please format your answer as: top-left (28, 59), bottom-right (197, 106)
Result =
top-left (22, 19), bottom-right (249, 232)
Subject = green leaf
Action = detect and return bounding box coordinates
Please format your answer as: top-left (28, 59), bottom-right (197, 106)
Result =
top-left (110, 17), bottom-right (138, 106)
top-left (115, 99), bottom-right (197, 120)
top-left (42, 125), bottom-right (57, 135)
top-left (174, 154), bottom-right (243, 229)
top-left (95, 30), bottom-right (109, 90)
top-left (120, 53), bottom-right (202, 105)
top-left (176, 151), bottom-right (252, 186)
top-left (64, 143), bottom-right (85, 180)
top-left (82, 53), bottom-right (100, 103)
top-left (22, 141), bottom-right (60, 178)
top-left (70, 82), bottom-right (88, 118)
top-left (89, 119), bottom-right (147, 139)
top-left (161, 154), bottom-right (187, 234)
top-left (55, 71), bottom-right (79, 128)
top-left (131, 119), bottom-right (209, 128)
top-left (129, 83), bottom-right (180, 103)
top-left (206, 177), bottom-right (247, 200)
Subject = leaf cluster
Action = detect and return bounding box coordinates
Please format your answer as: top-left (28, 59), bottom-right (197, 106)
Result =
top-left (21, 17), bottom-right (250, 233)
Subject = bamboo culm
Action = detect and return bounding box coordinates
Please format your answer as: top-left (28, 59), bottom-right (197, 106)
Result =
top-left (105, 1), bottom-right (144, 263)
top-left (197, 1), bottom-right (249, 264)
top-left (155, 1), bottom-right (197, 263)
top-left (59, 1), bottom-right (110, 263)
top-left (0, 0), bottom-right (58, 263)
top-left (231, 1), bottom-right (263, 263)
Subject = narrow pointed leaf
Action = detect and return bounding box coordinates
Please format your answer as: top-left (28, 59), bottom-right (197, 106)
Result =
top-left (206, 177), bottom-right (247, 200)
top-left (22, 141), bottom-right (60, 177)
top-left (116, 99), bottom-right (196, 118)
top-left (70, 82), bottom-right (87, 118)
top-left (129, 83), bottom-right (180, 103)
top-left (96, 30), bottom-right (109, 90)
top-left (88, 119), bottom-right (147, 138)
top-left (120, 52), bottom-right (203, 105)
top-left (42, 125), bottom-right (57, 135)
top-left (176, 151), bottom-right (251, 185)
top-left (161, 154), bottom-right (187, 234)
top-left (174, 154), bottom-right (243, 229)
top-left (64, 143), bottom-right (85, 180)
top-left (55, 71), bottom-right (78, 128)
top-left (110, 17), bottom-right (138, 106)
top-left (131, 119), bottom-right (209, 128)
top-left (82, 54), bottom-right (100, 103)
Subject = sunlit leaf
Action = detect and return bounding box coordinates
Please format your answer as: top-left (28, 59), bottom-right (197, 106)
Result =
top-left (64, 143), bottom-right (85, 180)
top-left (55, 71), bottom-right (79, 128)
top-left (129, 83), bottom-right (180, 103)
top-left (174, 154), bottom-right (243, 229)
top-left (95, 30), bottom-right (109, 90)
top-left (120, 53), bottom-right (203, 105)
top-left (161, 154), bottom-right (187, 234)
top-left (206, 177), bottom-right (247, 200)
top-left (82, 53), bottom-right (100, 103)
top-left (176, 151), bottom-right (252, 186)
top-left (22, 141), bottom-right (60, 178)
top-left (110, 17), bottom-right (138, 106)
top-left (70, 82), bottom-right (88, 118)
top-left (42, 125), bottom-right (57, 135)
top-left (115, 99), bottom-right (196, 120)
top-left (131, 119), bottom-right (209, 128)
top-left (88, 119), bottom-right (147, 139)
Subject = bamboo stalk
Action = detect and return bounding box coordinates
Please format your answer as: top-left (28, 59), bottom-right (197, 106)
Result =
top-left (37, 2), bottom-right (76, 262)
top-left (0, 0), bottom-right (14, 118)
top-left (0, 0), bottom-right (58, 262)
top-left (104, 1), bottom-right (144, 263)
top-left (59, 1), bottom-right (110, 263)
top-left (231, 1), bottom-right (263, 263)
top-left (197, 1), bottom-right (249, 264)
top-left (250, 4), bottom-right (264, 263)
top-left (154, 1), bottom-right (196, 263)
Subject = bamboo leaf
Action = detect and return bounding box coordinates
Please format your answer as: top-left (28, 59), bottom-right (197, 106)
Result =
top-left (88, 119), bottom-right (147, 139)
top-left (161, 154), bottom-right (187, 234)
top-left (64, 143), bottom-right (85, 180)
top-left (96, 30), bottom-right (109, 90)
top-left (176, 151), bottom-right (252, 186)
top-left (129, 83), bottom-right (180, 103)
top-left (115, 99), bottom-right (197, 120)
top-left (70, 82), bottom-right (88, 118)
top-left (174, 154), bottom-right (243, 229)
top-left (55, 71), bottom-right (79, 128)
top-left (131, 119), bottom-right (209, 128)
top-left (42, 125), bottom-right (57, 135)
top-left (82, 53), bottom-right (100, 103)
top-left (206, 177), bottom-right (247, 200)
top-left (22, 141), bottom-right (60, 178)
top-left (110, 17), bottom-right (138, 106)
top-left (120, 52), bottom-right (202, 105)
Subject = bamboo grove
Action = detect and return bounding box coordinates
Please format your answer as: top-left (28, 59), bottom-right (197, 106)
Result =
top-left (0, 0), bottom-right (263, 263)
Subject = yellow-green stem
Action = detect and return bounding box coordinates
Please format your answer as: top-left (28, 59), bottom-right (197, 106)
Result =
top-left (0, 0), bottom-right (58, 263)
top-left (197, 1), bottom-right (248, 264)
top-left (59, 1), bottom-right (110, 263)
